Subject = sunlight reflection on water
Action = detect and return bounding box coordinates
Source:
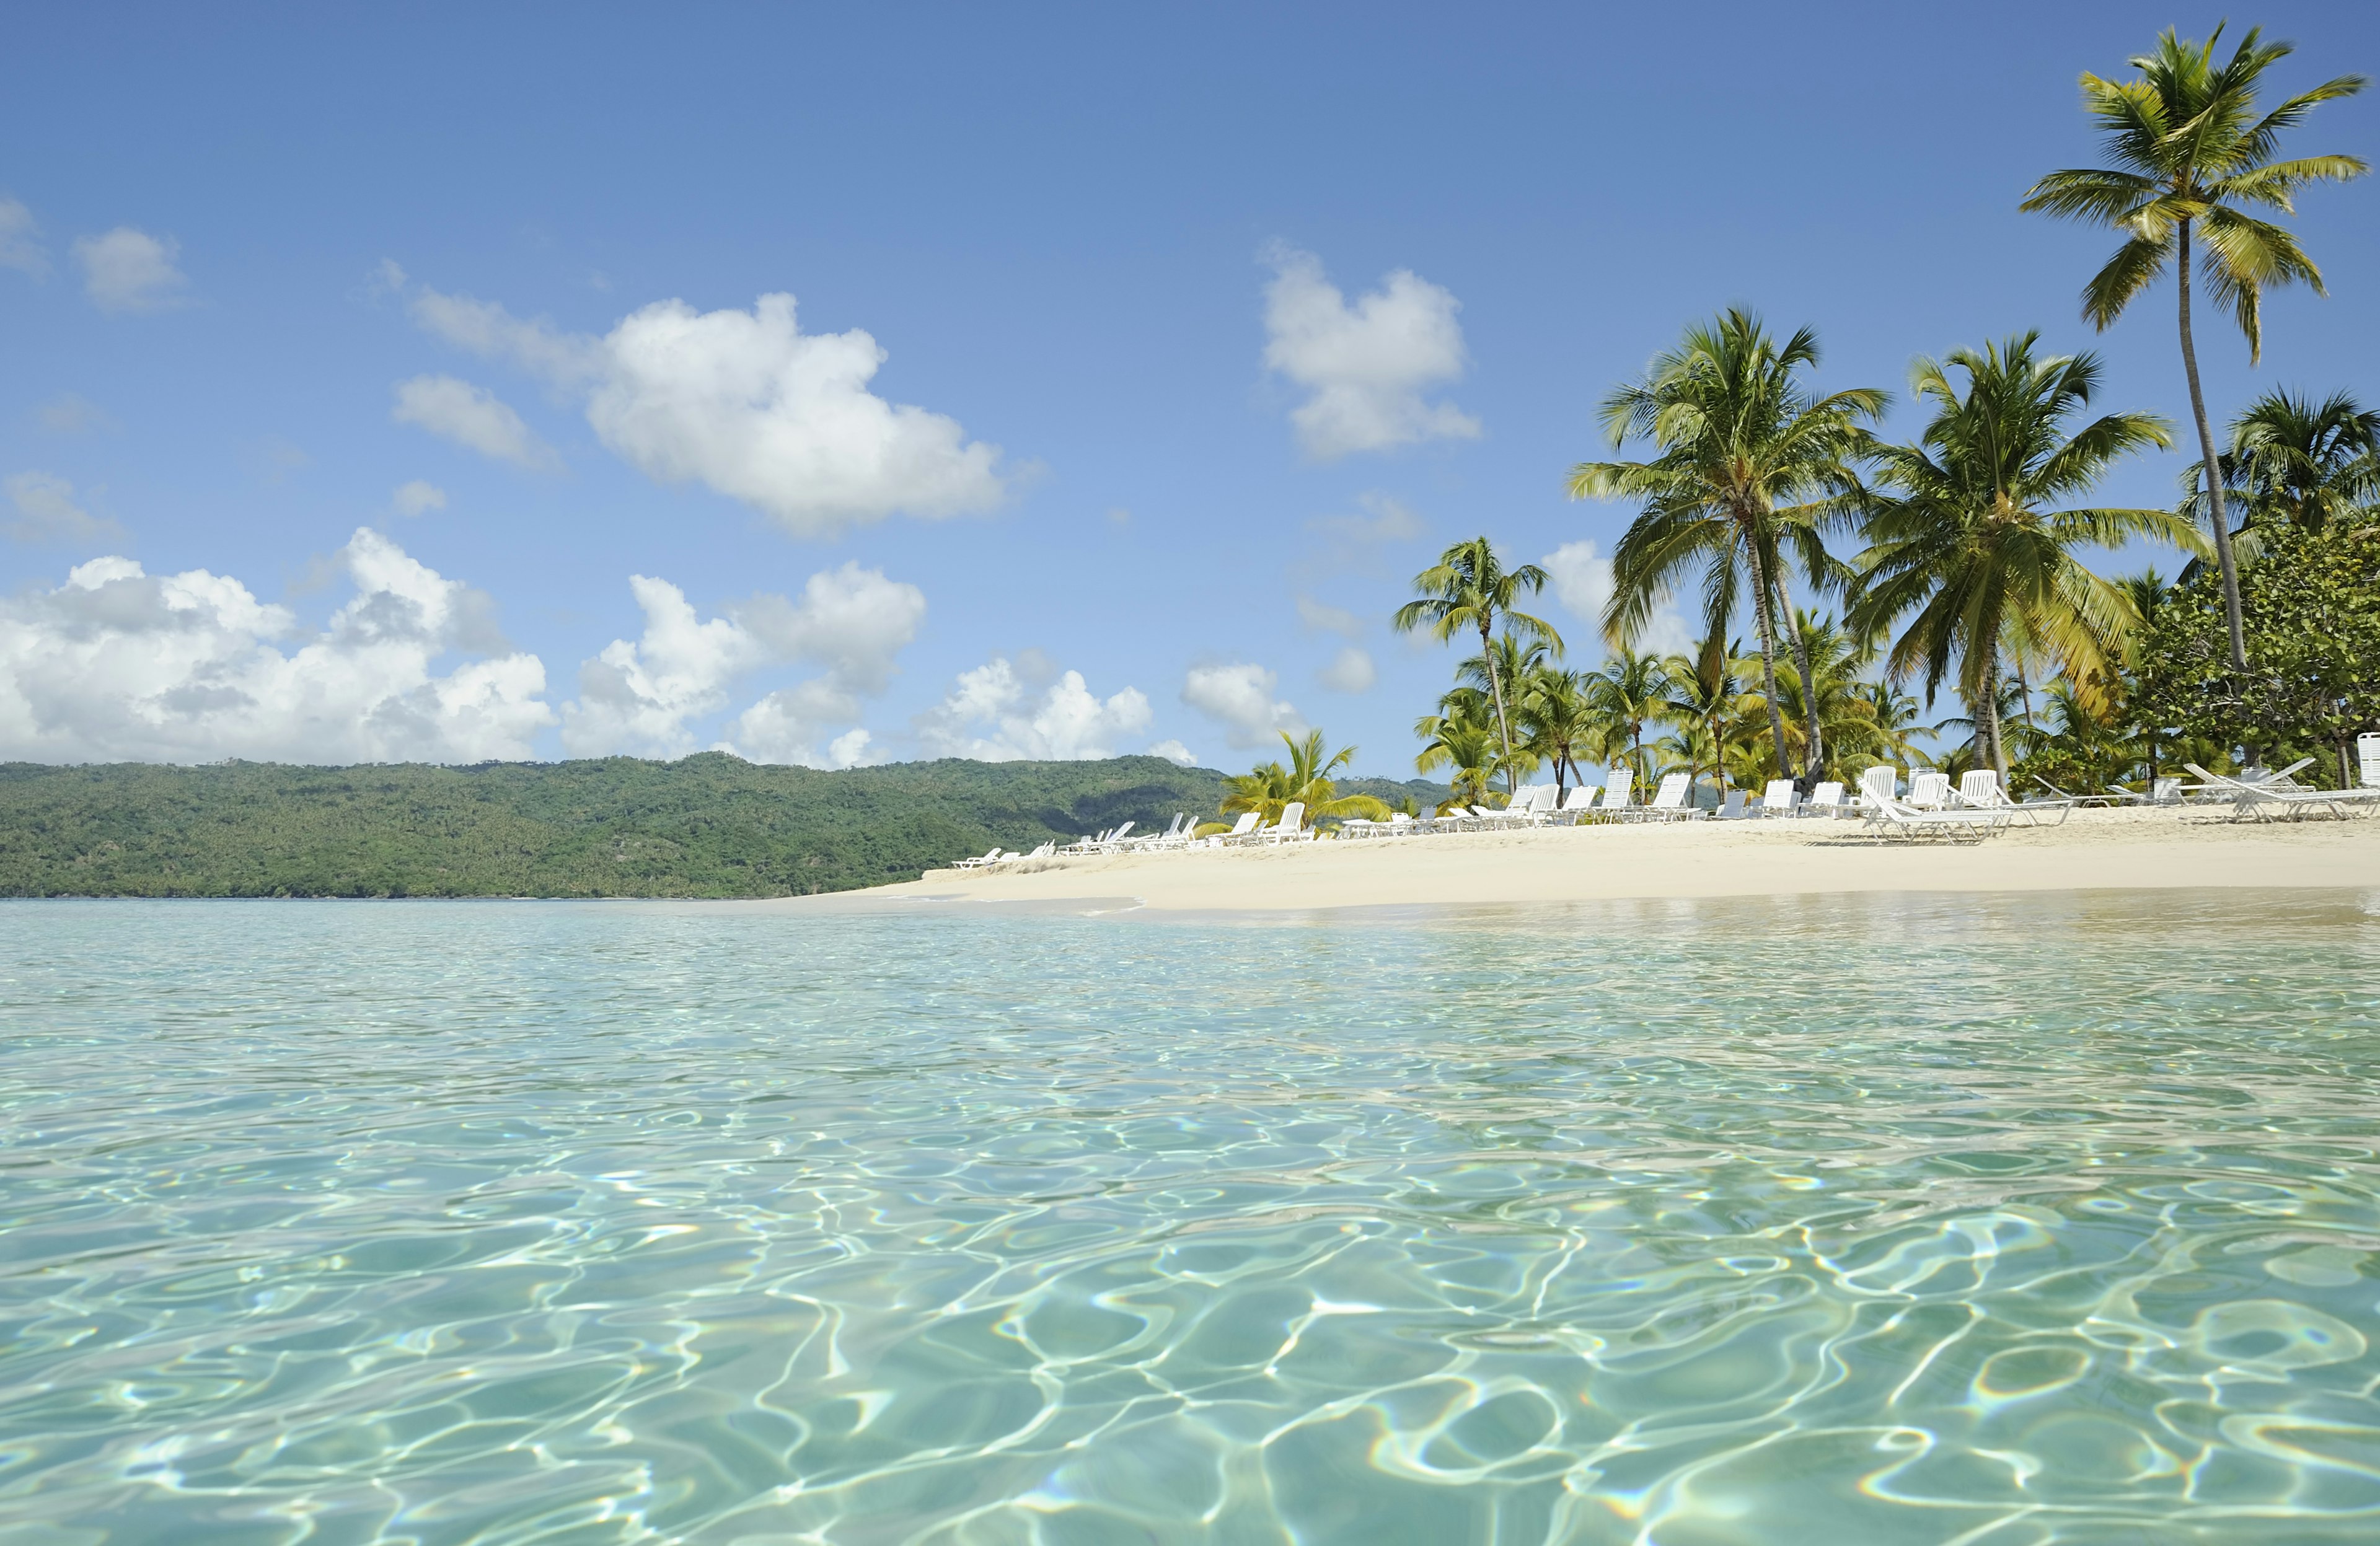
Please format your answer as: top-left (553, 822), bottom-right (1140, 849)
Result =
top-left (2, 890), bottom-right (2378, 1544)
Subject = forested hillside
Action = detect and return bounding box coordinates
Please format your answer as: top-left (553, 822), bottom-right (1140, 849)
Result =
top-left (0, 755), bottom-right (1449, 898)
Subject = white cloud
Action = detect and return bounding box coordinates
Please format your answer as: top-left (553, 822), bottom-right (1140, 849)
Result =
top-left (1182, 662), bottom-right (1305, 749)
top-left (392, 480), bottom-right (447, 516)
top-left (915, 657), bottom-right (1152, 762)
top-left (1304, 492), bottom-right (1426, 576)
top-left (1148, 738), bottom-right (1198, 766)
top-left (1263, 245), bottom-right (1480, 459)
top-left (406, 283), bottom-right (1007, 536)
top-left (391, 376), bottom-right (559, 470)
top-left (1543, 538), bottom-right (1691, 655)
top-left (1296, 595), bottom-right (1367, 638)
top-left (6, 473), bottom-right (124, 547)
top-left (0, 197), bottom-right (48, 277)
top-left (0, 529), bottom-right (553, 763)
top-left (1318, 646), bottom-right (1377, 694)
top-left (563, 561), bottom-right (925, 763)
top-left (73, 227), bottom-right (188, 314)
top-left (38, 393), bottom-right (115, 435)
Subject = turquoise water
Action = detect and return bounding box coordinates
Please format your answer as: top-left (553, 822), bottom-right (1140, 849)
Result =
top-left (4, 894), bottom-right (2380, 1544)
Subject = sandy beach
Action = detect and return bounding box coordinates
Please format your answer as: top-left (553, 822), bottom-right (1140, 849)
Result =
top-left (821, 806), bottom-right (2380, 915)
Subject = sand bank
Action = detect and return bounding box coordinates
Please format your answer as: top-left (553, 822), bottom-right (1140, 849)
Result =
top-left (813, 806), bottom-right (2380, 915)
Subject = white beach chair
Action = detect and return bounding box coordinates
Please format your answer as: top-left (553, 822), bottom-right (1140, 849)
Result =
top-left (1907, 771), bottom-right (1952, 810)
top-left (2185, 762), bottom-right (2380, 822)
top-left (1258, 801), bottom-right (1309, 844)
top-left (950, 845), bottom-right (1003, 870)
top-left (1553, 784), bottom-right (1599, 824)
top-left (1759, 778), bottom-right (1798, 819)
top-left (1862, 793), bottom-right (2010, 843)
top-left (1719, 788), bottom-right (1747, 820)
top-left (1957, 768), bottom-right (2073, 827)
top-left (1600, 769), bottom-right (1634, 820)
top-left (1218, 811), bottom-right (1263, 846)
top-left (1857, 765), bottom-right (1898, 812)
top-left (1639, 772), bottom-right (1703, 821)
top-left (2361, 732), bottom-right (2380, 789)
top-left (1804, 781), bottom-right (1845, 819)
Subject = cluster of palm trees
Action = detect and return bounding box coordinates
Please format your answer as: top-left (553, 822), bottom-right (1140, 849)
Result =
top-left (1398, 25), bottom-right (2373, 804)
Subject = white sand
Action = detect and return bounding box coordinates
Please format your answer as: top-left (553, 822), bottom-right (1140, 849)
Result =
top-left (826, 806), bottom-right (2380, 915)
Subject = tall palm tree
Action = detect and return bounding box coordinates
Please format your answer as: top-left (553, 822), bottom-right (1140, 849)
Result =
top-left (1414, 703), bottom-right (1502, 811)
top-left (1585, 649), bottom-right (1672, 789)
top-left (2021, 24), bottom-right (2368, 672)
top-left (1394, 537), bottom-right (1561, 794)
top-left (2182, 387), bottom-right (2380, 553)
top-left (1848, 333), bottom-right (2193, 780)
top-left (1569, 309), bottom-right (1885, 788)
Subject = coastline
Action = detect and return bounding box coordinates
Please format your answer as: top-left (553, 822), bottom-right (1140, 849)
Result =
top-left (767, 806), bottom-right (2380, 916)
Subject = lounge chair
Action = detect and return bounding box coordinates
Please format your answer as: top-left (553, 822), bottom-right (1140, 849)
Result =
top-left (1217, 811), bottom-right (1263, 846)
top-left (1719, 788), bottom-right (1747, 820)
top-left (1599, 769), bottom-right (1634, 821)
top-left (1636, 772), bottom-right (1704, 822)
top-left (2185, 762), bottom-right (2380, 822)
top-left (1804, 780), bottom-right (1846, 819)
top-left (2106, 776), bottom-right (2185, 806)
top-left (1862, 793), bottom-right (2011, 843)
top-left (1551, 785), bottom-right (1600, 825)
top-left (1907, 771), bottom-right (1952, 809)
top-left (1856, 765), bottom-right (1898, 812)
top-left (1759, 778), bottom-right (1798, 819)
top-left (2361, 732), bottom-right (2380, 789)
top-left (1256, 801), bottom-right (1310, 844)
top-left (1956, 768), bottom-right (2073, 827)
top-left (950, 845), bottom-right (1003, 870)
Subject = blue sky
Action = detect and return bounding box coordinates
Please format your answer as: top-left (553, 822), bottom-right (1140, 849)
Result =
top-left (3, 3), bottom-right (2375, 775)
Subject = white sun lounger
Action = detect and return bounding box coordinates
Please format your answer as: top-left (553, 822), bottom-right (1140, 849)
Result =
top-left (1804, 780), bottom-right (1846, 819)
top-left (1719, 788), bottom-right (1747, 820)
top-left (950, 845), bottom-right (1003, 869)
top-left (1550, 784), bottom-right (1600, 824)
top-left (1907, 770), bottom-right (1953, 809)
top-left (1634, 772), bottom-right (1703, 821)
top-left (1759, 778), bottom-right (1798, 819)
top-left (1217, 811), bottom-right (1263, 846)
top-left (2185, 762), bottom-right (2380, 822)
top-left (1598, 769), bottom-right (1634, 820)
top-left (1862, 793), bottom-right (2010, 843)
top-left (1955, 768), bottom-right (2073, 827)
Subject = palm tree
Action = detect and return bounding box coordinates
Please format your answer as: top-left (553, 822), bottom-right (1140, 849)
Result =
top-left (1515, 665), bottom-right (1600, 796)
top-left (1414, 703), bottom-right (1502, 811)
top-left (1585, 649), bottom-right (1672, 789)
top-left (1569, 309), bottom-right (1885, 788)
top-left (1223, 730), bottom-right (1390, 828)
top-left (1394, 537), bottom-right (1562, 794)
top-left (2021, 24), bottom-right (2368, 673)
top-left (1848, 333), bottom-right (2193, 781)
top-left (1659, 633), bottom-right (1747, 805)
top-left (1745, 611), bottom-right (1887, 783)
top-left (2182, 388), bottom-right (2380, 556)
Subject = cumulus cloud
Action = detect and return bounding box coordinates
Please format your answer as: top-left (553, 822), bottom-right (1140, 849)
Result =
top-left (562, 561), bottom-right (925, 763)
top-left (1148, 738), bottom-right (1198, 766)
top-left (1295, 595), bottom-right (1367, 638)
top-left (73, 227), bottom-right (188, 313)
top-left (1, 197), bottom-right (48, 277)
top-left (392, 480), bottom-right (447, 516)
top-left (6, 473), bottom-right (124, 547)
top-left (0, 529), bottom-right (553, 763)
top-left (1182, 662), bottom-right (1305, 749)
top-left (915, 657), bottom-right (1152, 762)
top-left (1318, 646), bottom-right (1377, 694)
top-left (391, 376), bottom-right (559, 470)
top-left (405, 282), bottom-right (1007, 535)
top-left (1263, 245), bottom-right (1479, 459)
top-left (1543, 538), bottom-right (1692, 654)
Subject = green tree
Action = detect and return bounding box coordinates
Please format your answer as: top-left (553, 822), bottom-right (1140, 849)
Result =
top-left (2182, 388), bottom-right (2380, 560)
top-left (1414, 703), bottom-right (1503, 811)
top-left (2021, 24), bottom-right (2368, 672)
top-left (1848, 333), bottom-right (2190, 780)
top-left (1569, 309), bottom-right (1885, 786)
top-left (1222, 731), bottom-right (1390, 828)
top-left (1659, 633), bottom-right (1747, 804)
top-left (2134, 519), bottom-right (2380, 782)
top-left (1585, 649), bottom-right (1673, 789)
top-left (1515, 665), bottom-right (1601, 796)
top-left (1394, 537), bottom-right (1561, 794)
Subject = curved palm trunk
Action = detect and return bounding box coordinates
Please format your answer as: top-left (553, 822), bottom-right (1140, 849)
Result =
top-left (2178, 219), bottom-right (2250, 674)
top-left (1743, 532), bottom-right (1793, 779)
top-left (1479, 618), bottom-right (1517, 796)
top-left (1982, 655), bottom-right (2009, 784)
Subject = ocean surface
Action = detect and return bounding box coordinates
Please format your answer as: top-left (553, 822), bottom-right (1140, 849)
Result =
top-left (4, 891), bottom-right (2379, 1545)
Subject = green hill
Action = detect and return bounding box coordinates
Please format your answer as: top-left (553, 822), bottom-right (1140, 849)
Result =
top-left (0, 755), bottom-right (1452, 898)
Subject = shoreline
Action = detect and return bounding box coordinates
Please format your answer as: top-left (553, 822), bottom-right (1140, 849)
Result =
top-left (762, 806), bottom-right (2380, 916)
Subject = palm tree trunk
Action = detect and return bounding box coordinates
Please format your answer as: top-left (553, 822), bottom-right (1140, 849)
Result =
top-left (1744, 536), bottom-right (1792, 779)
top-left (1774, 579), bottom-right (1822, 788)
top-left (1983, 656), bottom-right (2009, 784)
top-left (1479, 620), bottom-right (1517, 796)
top-left (2179, 219), bottom-right (2249, 674)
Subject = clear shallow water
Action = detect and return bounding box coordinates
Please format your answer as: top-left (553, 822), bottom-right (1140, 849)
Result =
top-left (4, 893), bottom-right (2380, 1545)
